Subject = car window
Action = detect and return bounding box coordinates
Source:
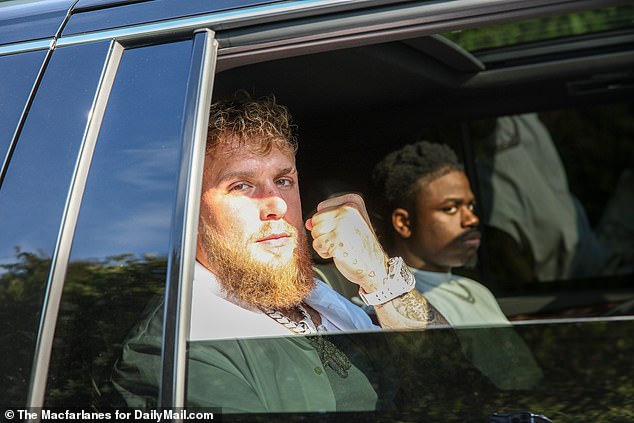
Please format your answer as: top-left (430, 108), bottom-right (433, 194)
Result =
top-left (210, 4), bottom-right (633, 317)
top-left (43, 40), bottom-right (194, 408)
top-left (175, 3), bottom-right (634, 420)
top-left (190, 320), bottom-right (632, 420)
top-left (0, 49), bottom-right (45, 175)
top-left (0, 41), bottom-right (110, 407)
top-left (471, 104), bottom-right (634, 294)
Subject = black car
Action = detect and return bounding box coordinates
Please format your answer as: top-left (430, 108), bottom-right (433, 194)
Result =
top-left (1, 0), bottom-right (632, 421)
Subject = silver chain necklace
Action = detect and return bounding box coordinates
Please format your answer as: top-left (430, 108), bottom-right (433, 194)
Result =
top-left (262, 304), bottom-right (317, 334)
top-left (263, 304), bottom-right (352, 378)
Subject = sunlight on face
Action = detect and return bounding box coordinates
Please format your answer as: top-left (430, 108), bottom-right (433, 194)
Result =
top-left (196, 143), bottom-right (314, 308)
top-left (198, 143), bottom-right (303, 263)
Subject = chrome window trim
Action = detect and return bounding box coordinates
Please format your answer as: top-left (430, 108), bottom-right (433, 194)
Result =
top-left (57, 0), bottom-right (627, 55)
top-left (27, 40), bottom-right (124, 409)
top-left (55, 0), bottom-right (363, 47)
top-left (0, 39), bottom-right (54, 57)
top-left (2, 0), bottom-right (624, 58)
top-left (159, 29), bottom-right (217, 408)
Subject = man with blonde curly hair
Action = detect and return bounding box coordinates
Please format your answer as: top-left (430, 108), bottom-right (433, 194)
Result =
top-left (114, 93), bottom-right (442, 412)
top-left (193, 93), bottom-right (441, 340)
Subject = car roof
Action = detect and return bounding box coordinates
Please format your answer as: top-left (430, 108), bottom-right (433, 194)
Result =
top-left (0, 0), bottom-right (75, 46)
top-left (63, 0), bottom-right (280, 36)
top-left (212, 3), bottom-right (634, 123)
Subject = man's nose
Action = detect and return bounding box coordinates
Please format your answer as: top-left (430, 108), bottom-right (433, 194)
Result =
top-left (260, 191), bottom-right (288, 221)
top-left (462, 206), bottom-right (479, 228)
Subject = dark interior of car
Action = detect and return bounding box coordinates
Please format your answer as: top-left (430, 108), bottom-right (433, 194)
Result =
top-left (212, 29), bottom-right (634, 211)
top-left (211, 21), bottom-right (634, 317)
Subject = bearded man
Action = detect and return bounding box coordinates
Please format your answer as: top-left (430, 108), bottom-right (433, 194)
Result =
top-left (112, 93), bottom-right (441, 412)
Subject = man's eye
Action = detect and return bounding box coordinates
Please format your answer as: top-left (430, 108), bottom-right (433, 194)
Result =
top-left (276, 178), bottom-right (294, 187)
top-left (443, 206), bottom-right (458, 214)
top-left (230, 183), bottom-right (251, 192)
top-left (468, 203), bottom-right (476, 211)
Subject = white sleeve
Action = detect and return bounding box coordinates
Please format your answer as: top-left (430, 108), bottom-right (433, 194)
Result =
top-left (306, 279), bottom-right (380, 331)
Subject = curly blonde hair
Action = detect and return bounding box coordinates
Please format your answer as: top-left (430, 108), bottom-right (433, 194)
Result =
top-left (206, 91), bottom-right (297, 157)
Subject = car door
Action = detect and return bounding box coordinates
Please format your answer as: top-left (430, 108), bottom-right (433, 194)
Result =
top-left (0, 9), bottom-right (218, 410)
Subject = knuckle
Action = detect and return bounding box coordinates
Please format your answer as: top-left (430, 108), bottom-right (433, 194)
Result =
top-left (341, 192), bottom-right (361, 202)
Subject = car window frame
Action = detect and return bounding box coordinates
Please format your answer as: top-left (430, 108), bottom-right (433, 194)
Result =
top-left (9, 0), bottom-right (628, 410)
top-left (17, 26), bottom-right (218, 409)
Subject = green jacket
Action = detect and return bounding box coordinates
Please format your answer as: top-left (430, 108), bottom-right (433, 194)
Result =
top-left (112, 300), bottom-right (378, 413)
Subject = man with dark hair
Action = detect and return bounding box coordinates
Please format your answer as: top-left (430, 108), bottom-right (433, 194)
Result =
top-left (372, 140), bottom-right (499, 325)
top-left (113, 94), bottom-right (443, 412)
top-left (371, 141), bottom-right (542, 388)
top-left (373, 141), bottom-right (479, 270)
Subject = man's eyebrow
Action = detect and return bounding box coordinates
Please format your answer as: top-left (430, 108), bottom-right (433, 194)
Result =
top-left (216, 166), bottom-right (297, 184)
top-left (277, 166), bottom-right (297, 176)
top-left (440, 197), bottom-right (465, 204)
top-left (440, 196), bottom-right (476, 205)
top-left (216, 170), bottom-right (256, 184)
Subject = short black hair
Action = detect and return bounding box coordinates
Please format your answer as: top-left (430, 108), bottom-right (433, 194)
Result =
top-left (371, 141), bottom-right (463, 220)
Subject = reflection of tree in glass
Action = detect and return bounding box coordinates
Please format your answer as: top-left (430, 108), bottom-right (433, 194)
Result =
top-left (385, 323), bottom-right (634, 422)
top-left (0, 250), bottom-right (166, 408)
top-left (0, 249), bottom-right (52, 406)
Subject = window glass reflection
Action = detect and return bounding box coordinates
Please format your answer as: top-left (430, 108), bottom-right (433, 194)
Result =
top-left (0, 49), bottom-right (45, 167)
top-left (0, 42), bottom-right (109, 407)
top-left (45, 40), bottom-right (193, 407)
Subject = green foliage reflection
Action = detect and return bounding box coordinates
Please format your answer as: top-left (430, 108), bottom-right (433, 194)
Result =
top-left (0, 250), bottom-right (166, 407)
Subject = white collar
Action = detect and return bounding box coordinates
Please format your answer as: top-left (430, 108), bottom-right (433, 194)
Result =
top-left (409, 267), bottom-right (453, 286)
top-left (190, 261), bottom-right (376, 340)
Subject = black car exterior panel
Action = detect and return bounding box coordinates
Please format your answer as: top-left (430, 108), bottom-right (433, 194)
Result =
top-left (63, 0), bottom-right (279, 37)
top-left (0, 0), bottom-right (74, 46)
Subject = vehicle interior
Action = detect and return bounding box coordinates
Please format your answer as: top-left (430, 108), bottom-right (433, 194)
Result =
top-left (211, 4), bottom-right (634, 319)
top-left (3, 1), bottom-right (633, 416)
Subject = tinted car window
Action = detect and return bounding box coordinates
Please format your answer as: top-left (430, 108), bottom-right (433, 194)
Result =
top-left (0, 42), bottom-right (110, 407)
top-left (0, 49), bottom-right (45, 173)
top-left (472, 104), bottom-right (634, 294)
top-left (44, 40), bottom-right (194, 407)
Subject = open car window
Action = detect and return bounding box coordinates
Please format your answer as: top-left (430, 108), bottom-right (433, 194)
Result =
top-left (209, 2), bottom-right (633, 321)
top-left (177, 2), bottom-right (634, 419)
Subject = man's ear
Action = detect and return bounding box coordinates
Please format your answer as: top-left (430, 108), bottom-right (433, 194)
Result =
top-left (391, 208), bottom-right (411, 239)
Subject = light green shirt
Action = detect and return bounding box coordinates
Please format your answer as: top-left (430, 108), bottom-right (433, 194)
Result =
top-left (412, 268), bottom-right (543, 389)
top-left (411, 268), bottom-right (509, 327)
